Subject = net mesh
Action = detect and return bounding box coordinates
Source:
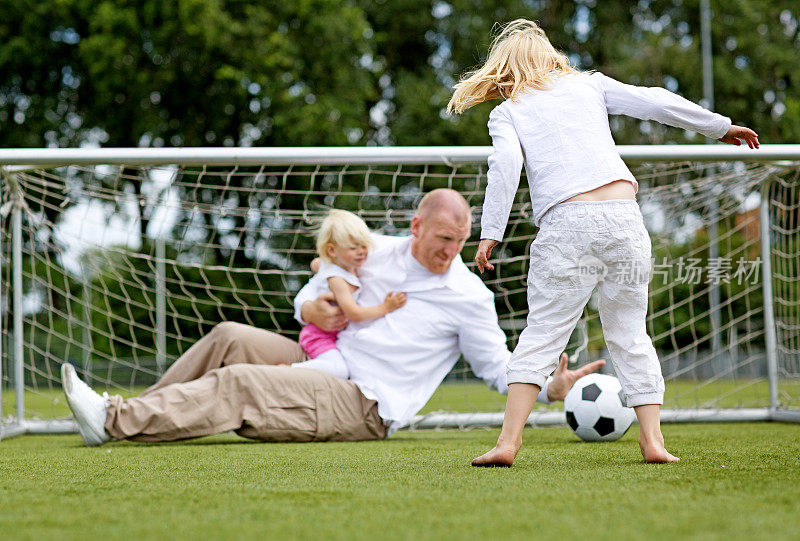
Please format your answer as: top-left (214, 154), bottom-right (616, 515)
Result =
top-left (1, 156), bottom-right (799, 425)
top-left (768, 168), bottom-right (800, 411)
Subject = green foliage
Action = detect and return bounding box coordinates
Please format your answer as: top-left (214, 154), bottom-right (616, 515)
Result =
top-left (83, 241), bottom-right (301, 362)
top-left (2, 1), bottom-right (798, 149)
top-left (1, 0), bottom-right (376, 147)
top-left (590, 0), bottom-right (799, 145)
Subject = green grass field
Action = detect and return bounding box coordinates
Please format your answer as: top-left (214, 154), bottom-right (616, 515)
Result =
top-left (1, 423), bottom-right (799, 540)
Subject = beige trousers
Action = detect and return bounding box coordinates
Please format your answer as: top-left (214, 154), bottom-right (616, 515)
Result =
top-left (104, 322), bottom-right (387, 442)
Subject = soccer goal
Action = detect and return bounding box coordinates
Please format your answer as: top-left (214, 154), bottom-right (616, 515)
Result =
top-left (1, 145), bottom-right (799, 439)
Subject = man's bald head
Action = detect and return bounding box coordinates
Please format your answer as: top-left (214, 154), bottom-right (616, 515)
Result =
top-left (416, 189), bottom-right (472, 228)
top-left (410, 189), bottom-right (473, 274)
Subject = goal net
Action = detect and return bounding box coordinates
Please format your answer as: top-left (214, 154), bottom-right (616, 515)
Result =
top-left (1, 147), bottom-right (798, 436)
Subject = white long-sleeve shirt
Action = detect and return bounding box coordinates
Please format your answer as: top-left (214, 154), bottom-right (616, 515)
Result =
top-left (294, 234), bottom-right (550, 434)
top-left (480, 71), bottom-right (732, 238)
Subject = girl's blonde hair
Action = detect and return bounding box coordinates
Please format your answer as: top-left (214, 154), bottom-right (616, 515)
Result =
top-left (314, 209), bottom-right (373, 262)
top-left (447, 19), bottom-right (577, 114)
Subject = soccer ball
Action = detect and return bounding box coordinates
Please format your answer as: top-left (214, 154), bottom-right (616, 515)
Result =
top-left (563, 373), bottom-right (635, 442)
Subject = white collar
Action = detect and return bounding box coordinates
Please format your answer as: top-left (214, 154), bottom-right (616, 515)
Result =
top-left (387, 238), bottom-right (472, 294)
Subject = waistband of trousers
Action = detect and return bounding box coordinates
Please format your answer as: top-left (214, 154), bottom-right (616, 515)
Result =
top-left (538, 199), bottom-right (642, 230)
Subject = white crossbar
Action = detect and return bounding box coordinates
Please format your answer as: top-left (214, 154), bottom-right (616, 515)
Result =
top-left (0, 144), bottom-right (798, 167)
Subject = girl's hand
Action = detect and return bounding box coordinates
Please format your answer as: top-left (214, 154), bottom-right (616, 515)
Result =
top-left (383, 291), bottom-right (407, 312)
top-left (718, 125), bottom-right (759, 149)
top-left (475, 238), bottom-right (499, 274)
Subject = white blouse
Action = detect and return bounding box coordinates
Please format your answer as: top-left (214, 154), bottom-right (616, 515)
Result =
top-left (480, 71), bottom-right (732, 238)
top-left (304, 261), bottom-right (362, 303)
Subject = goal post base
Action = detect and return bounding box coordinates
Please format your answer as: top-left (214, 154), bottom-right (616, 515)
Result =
top-left (407, 408), bottom-right (778, 430)
top-left (771, 410), bottom-right (800, 423)
top-left (0, 419), bottom-right (78, 441)
top-left (0, 423), bottom-right (27, 440)
top-left (2, 408), bottom-right (797, 441)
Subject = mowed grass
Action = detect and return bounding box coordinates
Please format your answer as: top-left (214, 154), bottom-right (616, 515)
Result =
top-left (1, 423), bottom-right (799, 540)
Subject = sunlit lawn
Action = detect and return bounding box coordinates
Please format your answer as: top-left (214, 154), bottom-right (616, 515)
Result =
top-left (2, 424), bottom-right (799, 540)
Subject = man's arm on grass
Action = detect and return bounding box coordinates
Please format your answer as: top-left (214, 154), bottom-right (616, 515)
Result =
top-left (453, 295), bottom-right (559, 400)
top-left (546, 353), bottom-right (607, 401)
top-left (456, 295), bottom-right (605, 403)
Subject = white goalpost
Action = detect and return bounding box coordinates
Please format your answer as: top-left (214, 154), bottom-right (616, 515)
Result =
top-left (1, 145), bottom-right (799, 439)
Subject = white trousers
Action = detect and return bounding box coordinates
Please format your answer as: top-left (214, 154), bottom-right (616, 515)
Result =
top-left (507, 200), bottom-right (665, 407)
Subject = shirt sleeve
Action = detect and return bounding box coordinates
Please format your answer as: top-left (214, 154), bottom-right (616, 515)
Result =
top-left (456, 295), bottom-right (552, 404)
top-left (457, 295), bottom-right (512, 394)
top-left (595, 72), bottom-right (731, 139)
top-left (481, 105), bottom-right (525, 242)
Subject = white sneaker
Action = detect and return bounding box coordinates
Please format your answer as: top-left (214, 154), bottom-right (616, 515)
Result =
top-left (61, 363), bottom-right (110, 447)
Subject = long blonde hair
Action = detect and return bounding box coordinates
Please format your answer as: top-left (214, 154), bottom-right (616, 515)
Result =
top-left (447, 19), bottom-right (577, 114)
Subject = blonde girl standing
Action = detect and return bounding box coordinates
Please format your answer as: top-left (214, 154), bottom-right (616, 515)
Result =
top-left (447, 19), bottom-right (759, 465)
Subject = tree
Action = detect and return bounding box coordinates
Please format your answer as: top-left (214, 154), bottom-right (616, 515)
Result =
top-left (3, 1), bottom-right (798, 149)
top-left (357, 1), bottom-right (799, 146)
top-left (1, 0), bottom-right (377, 149)
top-left (1, 0), bottom-right (380, 253)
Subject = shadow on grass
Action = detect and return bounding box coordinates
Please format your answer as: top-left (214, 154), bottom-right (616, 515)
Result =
top-left (107, 433), bottom-right (397, 448)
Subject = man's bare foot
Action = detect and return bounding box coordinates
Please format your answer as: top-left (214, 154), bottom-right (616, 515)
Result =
top-left (471, 444), bottom-right (519, 467)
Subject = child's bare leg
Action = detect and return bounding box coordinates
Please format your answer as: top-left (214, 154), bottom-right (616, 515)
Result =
top-left (634, 404), bottom-right (679, 463)
top-left (472, 383), bottom-right (539, 467)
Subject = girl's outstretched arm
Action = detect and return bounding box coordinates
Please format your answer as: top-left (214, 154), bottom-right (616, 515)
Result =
top-left (328, 276), bottom-right (406, 322)
top-left (597, 72), bottom-right (732, 139)
top-left (599, 73), bottom-right (759, 150)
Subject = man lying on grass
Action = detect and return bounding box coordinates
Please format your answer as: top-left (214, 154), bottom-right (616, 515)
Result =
top-left (61, 189), bottom-right (604, 446)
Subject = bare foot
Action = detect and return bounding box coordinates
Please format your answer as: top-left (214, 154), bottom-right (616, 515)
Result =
top-left (471, 444), bottom-right (519, 467)
top-left (641, 442), bottom-right (680, 463)
top-left (639, 435), bottom-right (679, 463)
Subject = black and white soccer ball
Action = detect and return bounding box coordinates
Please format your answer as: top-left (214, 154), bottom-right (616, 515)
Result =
top-left (563, 373), bottom-right (635, 442)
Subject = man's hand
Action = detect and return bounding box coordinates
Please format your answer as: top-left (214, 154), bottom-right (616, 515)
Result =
top-left (718, 125), bottom-right (759, 149)
top-left (301, 292), bottom-right (348, 332)
top-left (474, 238), bottom-right (499, 274)
top-left (546, 353), bottom-right (606, 402)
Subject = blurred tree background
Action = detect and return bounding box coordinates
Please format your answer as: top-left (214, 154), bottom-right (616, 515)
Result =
top-left (1, 0), bottom-right (798, 149)
top-left (1, 0), bottom-right (797, 378)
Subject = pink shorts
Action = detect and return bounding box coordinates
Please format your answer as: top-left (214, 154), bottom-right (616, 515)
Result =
top-left (298, 324), bottom-right (339, 358)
